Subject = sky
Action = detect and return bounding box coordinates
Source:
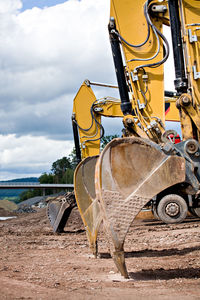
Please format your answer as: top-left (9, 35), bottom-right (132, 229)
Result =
top-left (21, 0), bottom-right (68, 11)
top-left (0, 0), bottom-right (176, 180)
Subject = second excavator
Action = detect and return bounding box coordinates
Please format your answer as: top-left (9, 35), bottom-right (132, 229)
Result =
top-left (48, 0), bottom-right (200, 278)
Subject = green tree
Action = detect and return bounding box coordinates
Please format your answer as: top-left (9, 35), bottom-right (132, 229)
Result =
top-left (62, 168), bottom-right (74, 184)
top-left (100, 135), bottom-right (119, 150)
top-left (19, 152), bottom-right (76, 201)
top-left (68, 148), bottom-right (79, 170)
top-left (39, 173), bottom-right (54, 184)
top-left (51, 156), bottom-right (72, 183)
top-left (19, 189), bottom-right (41, 202)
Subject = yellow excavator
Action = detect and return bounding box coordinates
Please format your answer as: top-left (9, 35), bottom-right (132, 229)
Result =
top-left (48, 0), bottom-right (200, 278)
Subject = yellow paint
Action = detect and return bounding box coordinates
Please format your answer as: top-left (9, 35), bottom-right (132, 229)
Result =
top-left (73, 82), bottom-right (101, 158)
top-left (179, 0), bottom-right (200, 140)
top-left (110, 0), bottom-right (165, 140)
top-left (73, 1), bottom-right (200, 157)
top-left (165, 98), bottom-right (180, 122)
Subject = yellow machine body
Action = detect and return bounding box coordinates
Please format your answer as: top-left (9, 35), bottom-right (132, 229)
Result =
top-left (110, 0), bottom-right (165, 128)
top-left (72, 82), bottom-right (101, 158)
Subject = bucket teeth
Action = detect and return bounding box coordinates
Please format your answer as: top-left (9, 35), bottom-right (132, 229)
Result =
top-left (86, 233), bottom-right (98, 258)
top-left (113, 250), bottom-right (129, 278)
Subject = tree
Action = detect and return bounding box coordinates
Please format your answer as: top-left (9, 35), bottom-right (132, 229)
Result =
top-left (19, 189), bottom-right (41, 202)
top-left (62, 168), bottom-right (74, 184)
top-left (39, 173), bottom-right (54, 184)
top-left (100, 135), bottom-right (119, 150)
top-left (68, 148), bottom-right (79, 170)
top-left (51, 156), bottom-right (72, 183)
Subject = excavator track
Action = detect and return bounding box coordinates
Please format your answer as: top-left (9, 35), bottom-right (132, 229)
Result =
top-left (47, 192), bottom-right (76, 233)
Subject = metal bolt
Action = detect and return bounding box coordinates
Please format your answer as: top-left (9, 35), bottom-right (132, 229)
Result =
top-left (165, 202), bottom-right (180, 217)
top-left (182, 96), bottom-right (190, 105)
top-left (184, 139), bottom-right (199, 154)
top-left (126, 118), bottom-right (133, 124)
top-left (84, 79), bottom-right (90, 87)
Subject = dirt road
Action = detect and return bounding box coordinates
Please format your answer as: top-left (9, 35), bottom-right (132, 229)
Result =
top-left (0, 207), bottom-right (200, 299)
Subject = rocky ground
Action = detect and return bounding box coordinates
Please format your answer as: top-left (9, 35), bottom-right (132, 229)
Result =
top-left (0, 207), bottom-right (200, 299)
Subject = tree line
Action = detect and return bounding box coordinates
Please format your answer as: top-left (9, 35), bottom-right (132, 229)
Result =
top-left (19, 149), bottom-right (77, 201)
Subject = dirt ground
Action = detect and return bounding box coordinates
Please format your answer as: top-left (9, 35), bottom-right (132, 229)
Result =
top-left (0, 207), bottom-right (200, 300)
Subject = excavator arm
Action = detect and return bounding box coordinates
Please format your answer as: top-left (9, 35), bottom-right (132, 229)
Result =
top-left (109, 0), bottom-right (166, 142)
top-left (72, 79), bottom-right (180, 160)
top-left (72, 80), bottom-right (123, 159)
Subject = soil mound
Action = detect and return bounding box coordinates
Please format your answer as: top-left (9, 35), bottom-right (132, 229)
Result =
top-left (0, 199), bottom-right (18, 212)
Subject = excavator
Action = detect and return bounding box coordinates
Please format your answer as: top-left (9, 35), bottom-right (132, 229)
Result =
top-left (47, 0), bottom-right (200, 278)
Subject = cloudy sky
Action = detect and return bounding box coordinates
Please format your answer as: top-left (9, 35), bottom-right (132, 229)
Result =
top-left (0, 0), bottom-right (175, 180)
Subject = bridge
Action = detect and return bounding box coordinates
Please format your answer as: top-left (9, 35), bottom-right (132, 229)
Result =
top-left (0, 182), bottom-right (74, 189)
top-left (0, 182), bottom-right (74, 195)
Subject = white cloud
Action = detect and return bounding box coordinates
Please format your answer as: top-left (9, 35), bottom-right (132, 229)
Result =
top-left (0, 0), bottom-right (114, 104)
top-left (0, 93), bottom-right (74, 139)
top-left (0, 0), bottom-right (115, 133)
top-left (0, 0), bottom-right (22, 14)
top-left (0, 0), bottom-right (115, 179)
top-left (0, 0), bottom-right (177, 180)
top-left (0, 134), bottom-right (74, 180)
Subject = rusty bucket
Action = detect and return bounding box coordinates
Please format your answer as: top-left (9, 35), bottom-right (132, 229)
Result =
top-left (95, 137), bottom-right (185, 278)
top-left (74, 156), bottom-right (102, 257)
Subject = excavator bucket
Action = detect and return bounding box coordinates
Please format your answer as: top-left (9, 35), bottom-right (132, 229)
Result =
top-left (95, 137), bottom-right (186, 278)
top-left (74, 156), bottom-right (102, 257)
top-left (47, 192), bottom-right (76, 233)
